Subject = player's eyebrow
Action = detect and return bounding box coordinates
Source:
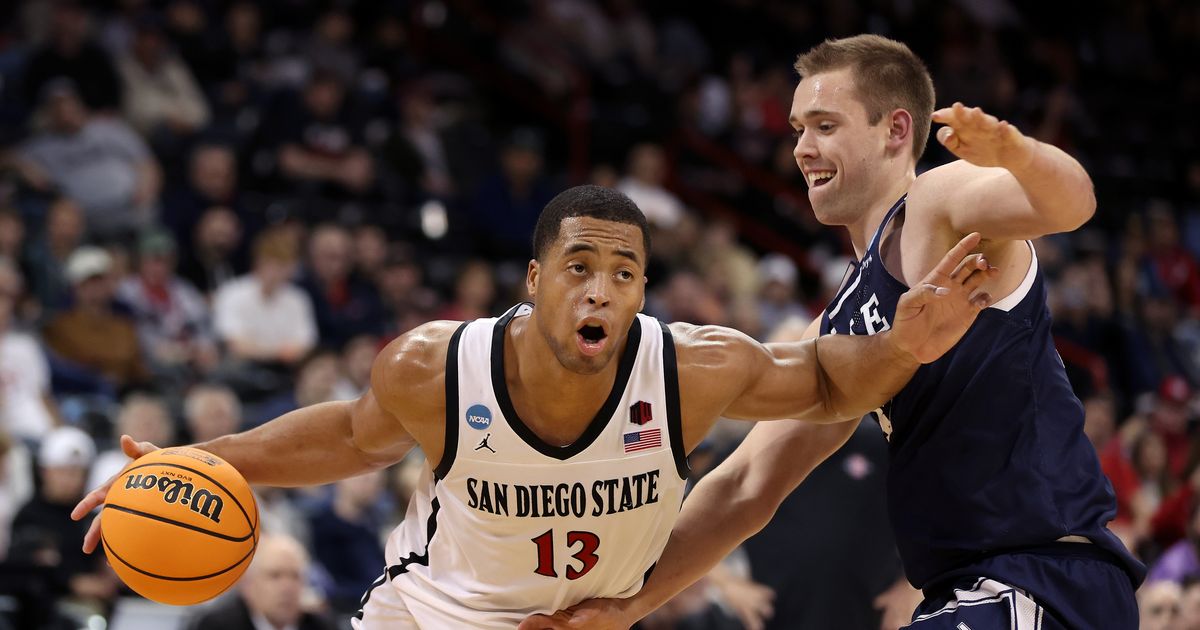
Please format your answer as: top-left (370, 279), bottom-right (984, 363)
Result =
top-left (565, 242), bottom-right (641, 265)
top-left (789, 109), bottom-right (842, 126)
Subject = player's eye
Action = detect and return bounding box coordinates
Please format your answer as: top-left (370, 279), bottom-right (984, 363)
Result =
top-left (819, 122), bottom-right (835, 132)
top-left (616, 270), bottom-right (634, 281)
top-left (570, 264), bottom-right (586, 275)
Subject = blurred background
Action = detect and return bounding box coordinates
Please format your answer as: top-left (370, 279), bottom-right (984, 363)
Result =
top-left (0, 0), bottom-right (1195, 628)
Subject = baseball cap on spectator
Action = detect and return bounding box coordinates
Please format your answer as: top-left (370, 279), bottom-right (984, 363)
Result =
top-left (38, 426), bottom-right (96, 468)
top-left (759, 253), bottom-right (798, 287)
top-left (1159, 375), bottom-right (1192, 406)
top-left (65, 246), bottom-right (113, 284)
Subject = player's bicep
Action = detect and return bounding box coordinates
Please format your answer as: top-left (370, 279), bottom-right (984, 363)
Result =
top-left (913, 161), bottom-right (1047, 241)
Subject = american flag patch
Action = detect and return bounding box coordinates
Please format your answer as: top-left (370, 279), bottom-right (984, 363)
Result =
top-left (623, 429), bottom-right (661, 453)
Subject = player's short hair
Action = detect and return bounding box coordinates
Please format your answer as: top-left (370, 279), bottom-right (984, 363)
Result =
top-left (532, 185), bottom-right (651, 262)
top-left (795, 34), bottom-right (936, 160)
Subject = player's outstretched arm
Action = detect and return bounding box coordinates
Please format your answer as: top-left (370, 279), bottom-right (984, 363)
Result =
top-left (913, 102), bottom-right (1096, 241)
top-left (71, 321), bottom-right (456, 553)
top-left (714, 232), bottom-right (992, 428)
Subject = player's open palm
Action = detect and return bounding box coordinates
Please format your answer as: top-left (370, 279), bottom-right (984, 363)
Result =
top-left (932, 102), bottom-right (1035, 169)
top-left (71, 434), bottom-right (160, 554)
top-left (891, 232), bottom-right (995, 364)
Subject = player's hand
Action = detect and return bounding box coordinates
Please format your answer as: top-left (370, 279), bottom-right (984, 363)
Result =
top-left (517, 598), bottom-right (632, 630)
top-left (889, 232), bottom-right (996, 364)
top-left (932, 103), bottom-right (1037, 170)
top-left (873, 577), bottom-right (923, 630)
top-left (71, 435), bottom-right (160, 554)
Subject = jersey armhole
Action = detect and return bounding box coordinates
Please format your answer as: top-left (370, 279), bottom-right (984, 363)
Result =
top-left (659, 322), bottom-right (691, 481)
top-left (433, 322), bottom-right (470, 480)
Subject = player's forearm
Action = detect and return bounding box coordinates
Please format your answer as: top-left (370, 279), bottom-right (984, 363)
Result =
top-left (1005, 140), bottom-right (1095, 232)
top-left (621, 419), bottom-right (859, 622)
top-left (619, 466), bottom-right (772, 622)
top-left (196, 401), bottom-right (387, 487)
top-left (813, 332), bottom-right (918, 421)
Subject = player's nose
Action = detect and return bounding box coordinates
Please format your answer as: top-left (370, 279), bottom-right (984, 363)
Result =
top-left (794, 130), bottom-right (818, 161)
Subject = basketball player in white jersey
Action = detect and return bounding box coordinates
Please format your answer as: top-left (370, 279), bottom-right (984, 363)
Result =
top-left (73, 184), bottom-right (993, 628)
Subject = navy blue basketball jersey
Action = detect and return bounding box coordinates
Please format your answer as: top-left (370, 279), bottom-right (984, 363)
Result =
top-left (819, 196), bottom-right (1144, 591)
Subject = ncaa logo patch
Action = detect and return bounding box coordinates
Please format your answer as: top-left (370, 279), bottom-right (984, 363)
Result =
top-left (466, 404), bottom-right (493, 430)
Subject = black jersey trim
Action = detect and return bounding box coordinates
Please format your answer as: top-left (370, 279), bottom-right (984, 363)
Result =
top-left (433, 322), bottom-right (469, 480)
top-left (659, 321), bottom-right (690, 480)
top-left (492, 304), bottom-right (642, 460)
top-left (355, 495), bottom-right (443, 620)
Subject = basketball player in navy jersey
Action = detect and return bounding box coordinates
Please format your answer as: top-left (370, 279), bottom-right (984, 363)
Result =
top-left (73, 184), bottom-right (993, 628)
top-left (524, 35), bottom-right (1144, 630)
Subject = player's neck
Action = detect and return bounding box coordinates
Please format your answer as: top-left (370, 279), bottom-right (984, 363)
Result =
top-left (505, 315), bottom-right (618, 439)
top-left (845, 171), bottom-right (916, 258)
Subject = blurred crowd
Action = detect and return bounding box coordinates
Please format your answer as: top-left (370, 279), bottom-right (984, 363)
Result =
top-left (0, 0), bottom-right (1194, 629)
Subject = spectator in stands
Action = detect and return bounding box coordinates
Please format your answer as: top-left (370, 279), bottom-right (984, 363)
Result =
top-left (1180, 577), bottom-right (1200, 630)
top-left (9, 427), bottom-right (119, 606)
top-left (618, 143), bottom-right (685, 229)
top-left (469, 127), bottom-right (558, 260)
top-left (116, 229), bottom-right (217, 386)
top-left (332, 335), bottom-right (378, 400)
top-left (300, 224), bottom-right (384, 348)
top-left (187, 534), bottom-right (335, 630)
top-left (273, 69), bottom-right (374, 198)
top-left (164, 143), bottom-right (245, 253)
top-left (248, 349), bottom-right (342, 426)
top-left (0, 430), bottom-right (34, 561)
top-left (22, 0), bottom-right (121, 112)
top-left (308, 471), bottom-right (386, 616)
top-left (1139, 580), bottom-right (1182, 630)
top-left (23, 196), bottom-right (85, 312)
top-left (115, 13), bottom-right (210, 142)
top-left (178, 206), bottom-right (246, 295)
top-left (14, 78), bottom-right (162, 241)
top-left (0, 211), bottom-right (23, 272)
top-left (183, 383), bottom-right (242, 444)
top-left (0, 260), bottom-right (58, 443)
top-left (88, 394), bottom-right (174, 489)
top-left (437, 259), bottom-right (495, 322)
top-left (1148, 502), bottom-right (1200, 584)
top-left (42, 247), bottom-right (149, 392)
top-left (756, 254), bottom-right (808, 336)
top-left (213, 229), bottom-right (316, 376)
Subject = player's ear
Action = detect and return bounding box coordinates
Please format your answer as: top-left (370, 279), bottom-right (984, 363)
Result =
top-left (886, 108), bottom-right (913, 155)
top-left (640, 276), bottom-right (647, 312)
top-left (526, 259), bottom-right (539, 300)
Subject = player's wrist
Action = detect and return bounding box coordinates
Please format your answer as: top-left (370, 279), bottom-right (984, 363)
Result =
top-left (878, 330), bottom-right (922, 369)
top-left (999, 133), bottom-right (1040, 176)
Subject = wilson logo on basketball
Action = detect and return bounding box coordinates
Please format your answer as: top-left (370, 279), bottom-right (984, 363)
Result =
top-left (124, 473), bottom-right (224, 524)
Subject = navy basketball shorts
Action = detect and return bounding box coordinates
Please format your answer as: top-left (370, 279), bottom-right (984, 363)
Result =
top-left (904, 550), bottom-right (1137, 629)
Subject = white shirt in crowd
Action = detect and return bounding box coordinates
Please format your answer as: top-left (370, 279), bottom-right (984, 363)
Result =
top-left (213, 275), bottom-right (317, 356)
top-left (0, 331), bottom-right (55, 442)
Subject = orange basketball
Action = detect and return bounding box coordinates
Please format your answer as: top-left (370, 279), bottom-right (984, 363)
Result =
top-left (101, 447), bottom-right (259, 605)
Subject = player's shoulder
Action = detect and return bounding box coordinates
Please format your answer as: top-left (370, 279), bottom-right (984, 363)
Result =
top-left (376, 320), bottom-right (463, 376)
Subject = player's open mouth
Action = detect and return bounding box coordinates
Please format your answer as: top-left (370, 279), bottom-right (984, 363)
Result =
top-left (807, 170), bottom-right (836, 188)
top-left (577, 323), bottom-right (608, 356)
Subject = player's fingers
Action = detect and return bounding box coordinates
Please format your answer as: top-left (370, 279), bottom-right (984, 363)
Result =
top-left (121, 434), bottom-right (159, 458)
top-left (72, 484), bottom-right (109, 520)
top-left (930, 107), bottom-right (954, 122)
top-left (972, 291), bottom-right (994, 309)
top-left (83, 513), bottom-right (102, 554)
top-left (936, 126), bottom-right (958, 149)
top-left (949, 253), bottom-right (986, 281)
top-left (929, 232), bottom-right (982, 279)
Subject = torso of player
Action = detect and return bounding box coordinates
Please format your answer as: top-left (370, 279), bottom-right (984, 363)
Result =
top-left (820, 194), bottom-right (1138, 588)
top-left (384, 304), bottom-right (690, 627)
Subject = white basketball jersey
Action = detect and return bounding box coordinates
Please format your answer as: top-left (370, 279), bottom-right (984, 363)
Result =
top-left (377, 304), bottom-right (689, 628)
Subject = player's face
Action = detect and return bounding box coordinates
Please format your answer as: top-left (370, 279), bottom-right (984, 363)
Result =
top-left (528, 217), bottom-right (646, 375)
top-left (790, 68), bottom-right (891, 226)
